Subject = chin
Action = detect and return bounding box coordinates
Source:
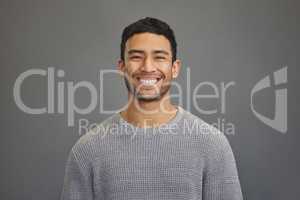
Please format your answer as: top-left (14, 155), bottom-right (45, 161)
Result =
top-left (136, 93), bottom-right (161, 101)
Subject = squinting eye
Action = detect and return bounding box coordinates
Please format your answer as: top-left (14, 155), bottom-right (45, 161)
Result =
top-left (155, 56), bottom-right (166, 60)
top-left (130, 56), bottom-right (142, 60)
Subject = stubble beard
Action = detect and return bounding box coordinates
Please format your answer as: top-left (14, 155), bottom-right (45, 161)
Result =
top-left (124, 76), bottom-right (171, 102)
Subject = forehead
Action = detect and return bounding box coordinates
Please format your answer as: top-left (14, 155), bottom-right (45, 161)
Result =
top-left (125, 32), bottom-right (172, 53)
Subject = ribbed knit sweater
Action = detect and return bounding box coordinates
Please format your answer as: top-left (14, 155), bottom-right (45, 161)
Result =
top-left (61, 106), bottom-right (243, 200)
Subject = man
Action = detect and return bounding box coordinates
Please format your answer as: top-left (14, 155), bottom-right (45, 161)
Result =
top-left (61, 17), bottom-right (243, 200)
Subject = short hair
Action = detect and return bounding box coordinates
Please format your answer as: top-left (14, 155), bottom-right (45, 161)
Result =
top-left (120, 17), bottom-right (177, 62)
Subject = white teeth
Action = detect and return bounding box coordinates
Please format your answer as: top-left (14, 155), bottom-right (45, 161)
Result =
top-left (139, 79), bottom-right (158, 85)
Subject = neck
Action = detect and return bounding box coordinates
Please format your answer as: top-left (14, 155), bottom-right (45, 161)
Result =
top-left (120, 92), bottom-right (178, 128)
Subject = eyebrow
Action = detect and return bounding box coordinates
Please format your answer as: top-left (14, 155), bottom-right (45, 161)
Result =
top-left (127, 49), bottom-right (145, 55)
top-left (127, 49), bottom-right (170, 56)
top-left (152, 50), bottom-right (169, 55)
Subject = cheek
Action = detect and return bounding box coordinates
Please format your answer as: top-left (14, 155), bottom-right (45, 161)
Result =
top-left (124, 63), bottom-right (140, 75)
top-left (160, 67), bottom-right (173, 79)
top-left (158, 61), bottom-right (172, 69)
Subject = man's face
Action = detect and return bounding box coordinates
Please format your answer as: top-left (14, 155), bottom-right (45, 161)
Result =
top-left (118, 32), bottom-right (180, 101)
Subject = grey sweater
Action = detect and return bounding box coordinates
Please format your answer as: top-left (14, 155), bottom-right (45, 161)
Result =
top-left (61, 106), bottom-right (243, 200)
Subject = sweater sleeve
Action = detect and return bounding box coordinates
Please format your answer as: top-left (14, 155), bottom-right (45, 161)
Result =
top-left (60, 149), bottom-right (94, 200)
top-left (202, 134), bottom-right (243, 200)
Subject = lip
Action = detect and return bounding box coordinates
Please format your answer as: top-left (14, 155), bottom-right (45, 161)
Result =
top-left (135, 76), bottom-right (163, 87)
top-left (135, 73), bottom-right (163, 80)
top-left (137, 77), bottom-right (161, 82)
top-left (136, 76), bottom-right (162, 79)
top-left (131, 73), bottom-right (164, 88)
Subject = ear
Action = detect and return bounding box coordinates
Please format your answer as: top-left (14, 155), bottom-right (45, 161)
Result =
top-left (171, 59), bottom-right (181, 79)
top-left (118, 59), bottom-right (125, 73)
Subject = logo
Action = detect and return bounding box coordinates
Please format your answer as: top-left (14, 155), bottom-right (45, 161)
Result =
top-left (250, 67), bottom-right (288, 133)
top-left (12, 65), bottom-right (288, 135)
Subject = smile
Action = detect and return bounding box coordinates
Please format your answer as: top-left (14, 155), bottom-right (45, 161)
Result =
top-left (139, 78), bottom-right (158, 85)
top-left (136, 76), bottom-right (162, 86)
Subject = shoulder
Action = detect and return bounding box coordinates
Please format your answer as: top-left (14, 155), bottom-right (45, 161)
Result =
top-left (180, 110), bottom-right (239, 180)
top-left (180, 108), bottom-right (233, 156)
top-left (70, 113), bottom-right (119, 162)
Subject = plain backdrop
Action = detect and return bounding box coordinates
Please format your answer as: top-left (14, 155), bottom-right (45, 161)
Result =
top-left (1, 0), bottom-right (299, 199)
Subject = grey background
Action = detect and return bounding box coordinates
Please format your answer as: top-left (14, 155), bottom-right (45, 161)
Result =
top-left (1, 0), bottom-right (299, 199)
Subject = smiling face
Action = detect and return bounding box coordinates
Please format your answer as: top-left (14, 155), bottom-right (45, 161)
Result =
top-left (118, 32), bottom-right (181, 101)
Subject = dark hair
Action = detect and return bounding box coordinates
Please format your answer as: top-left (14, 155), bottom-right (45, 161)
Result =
top-left (120, 17), bottom-right (177, 62)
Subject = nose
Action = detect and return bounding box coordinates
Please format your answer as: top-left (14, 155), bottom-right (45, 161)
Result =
top-left (141, 56), bottom-right (156, 72)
